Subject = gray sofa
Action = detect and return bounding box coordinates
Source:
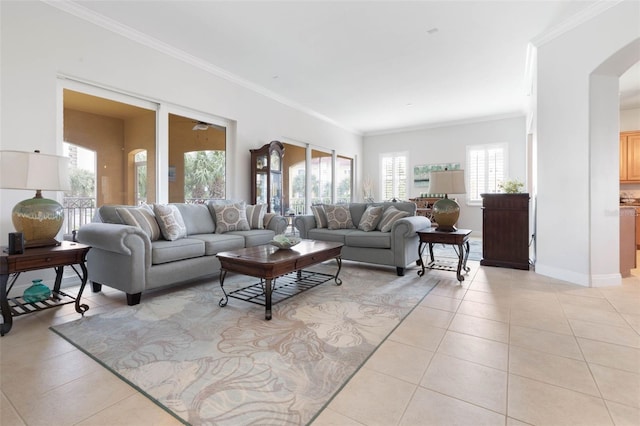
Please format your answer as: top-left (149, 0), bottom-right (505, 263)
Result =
top-left (76, 202), bottom-right (288, 305)
top-left (294, 202), bottom-right (431, 276)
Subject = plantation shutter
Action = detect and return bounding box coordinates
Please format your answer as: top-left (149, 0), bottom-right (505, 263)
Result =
top-left (466, 143), bottom-right (507, 204)
top-left (380, 152), bottom-right (407, 201)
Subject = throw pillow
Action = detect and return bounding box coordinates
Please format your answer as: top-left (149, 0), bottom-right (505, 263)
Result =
top-left (213, 202), bottom-right (250, 233)
top-left (153, 204), bottom-right (187, 241)
top-left (311, 205), bottom-right (328, 228)
top-left (357, 205), bottom-right (384, 232)
top-left (377, 206), bottom-right (409, 232)
top-left (246, 204), bottom-right (267, 229)
top-left (324, 204), bottom-right (355, 230)
top-left (116, 206), bottom-right (161, 241)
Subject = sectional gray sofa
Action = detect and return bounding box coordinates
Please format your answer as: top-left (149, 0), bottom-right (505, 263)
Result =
top-left (76, 202), bottom-right (288, 305)
top-left (294, 201), bottom-right (431, 276)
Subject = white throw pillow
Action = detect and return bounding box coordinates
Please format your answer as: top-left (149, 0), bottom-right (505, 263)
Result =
top-left (116, 206), bottom-right (161, 241)
top-left (357, 205), bottom-right (384, 232)
top-left (153, 204), bottom-right (188, 240)
top-left (376, 206), bottom-right (409, 232)
top-left (213, 202), bottom-right (250, 234)
top-left (324, 204), bottom-right (355, 230)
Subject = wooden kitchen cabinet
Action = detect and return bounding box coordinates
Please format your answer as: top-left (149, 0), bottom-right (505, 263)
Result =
top-left (620, 131), bottom-right (640, 182)
top-left (637, 208), bottom-right (640, 249)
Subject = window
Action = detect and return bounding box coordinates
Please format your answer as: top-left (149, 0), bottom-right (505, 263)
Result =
top-left (380, 152), bottom-right (407, 201)
top-left (183, 150), bottom-right (226, 202)
top-left (466, 143), bottom-right (507, 205)
top-left (336, 155), bottom-right (353, 204)
top-left (134, 150), bottom-right (147, 205)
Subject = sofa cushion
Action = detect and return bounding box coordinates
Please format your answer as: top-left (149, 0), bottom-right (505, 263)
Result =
top-left (246, 204), bottom-right (267, 229)
top-left (154, 204), bottom-right (188, 240)
top-left (212, 202), bottom-right (251, 233)
top-left (308, 228), bottom-right (354, 244)
top-left (348, 203), bottom-right (370, 227)
top-left (311, 205), bottom-right (328, 228)
top-left (228, 229), bottom-right (275, 247)
top-left (188, 233), bottom-right (245, 256)
top-left (357, 205), bottom-right (383, 232)
top-left (325, 204), bottom-right (355, 230)
top-left (150, 238), bottom-right (205, 264)
top-left (116, 206), bottom-right (161, 241)
top-left (96, 205), bottom-right (129, 224)
top-left (264, 212), bottom-right (276, 229)
top-left (377, 206), bottom-right (410, 232)
top-left (345, 230), bottom-right (391, 249)
top-left (173, 203), bottom-right (215, 235)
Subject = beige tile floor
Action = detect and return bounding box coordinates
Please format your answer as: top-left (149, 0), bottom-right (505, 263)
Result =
top-left (2, 255), bottom-right (639, 426)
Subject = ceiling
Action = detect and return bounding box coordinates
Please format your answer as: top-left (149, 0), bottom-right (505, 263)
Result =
top-left (58, 1), bottom-right (640, 134)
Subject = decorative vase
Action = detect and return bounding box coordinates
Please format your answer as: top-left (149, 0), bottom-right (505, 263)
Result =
top-left (23, 279), bottom-right (51, 303)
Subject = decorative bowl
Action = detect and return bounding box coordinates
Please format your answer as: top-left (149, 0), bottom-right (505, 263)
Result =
top-left (270, 235), bottom-right (301, 249)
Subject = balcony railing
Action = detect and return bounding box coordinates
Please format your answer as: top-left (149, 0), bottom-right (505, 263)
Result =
top-left (63, 197), bottom-right (96, 237)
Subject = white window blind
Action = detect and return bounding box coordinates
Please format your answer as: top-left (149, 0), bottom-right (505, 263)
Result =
top-left (380, 152), bottom-right (407, 201)
top-left (466, 143), bottom-right (507, 204)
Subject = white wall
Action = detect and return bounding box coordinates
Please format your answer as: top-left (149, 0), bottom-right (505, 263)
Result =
top-left (0, 2), bottom-right (362, 285)
top-left (620, 107), bottom-right (640, 131)
top-left (363, 116), bottom-right (527, 234)
top-left (0, 2), bottom-right (362, 227)
top-left (535, 0), bottom-right (640, 286)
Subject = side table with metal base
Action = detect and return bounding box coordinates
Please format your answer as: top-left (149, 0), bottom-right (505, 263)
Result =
top-left (0, 241), bottom-right (91, 336)
top-left (416, 228), bottom-right (472, 282)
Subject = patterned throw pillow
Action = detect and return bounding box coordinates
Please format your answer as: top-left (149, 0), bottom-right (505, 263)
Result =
top-left (246, 204), bottom-right (267, 229)
top-left (213, 202), bottom-right (250, 234)
top-left (116, 206), bottom-right (161, 241)
top-left (324, 204), bottom-right (355, 230)
top-left (377, 206), bottom-right (409, 232)
top-left (311, 205), bottom-right (328, 228)
top-left (153, 204), bottom-right (187, 241)
top-left (357, 205), bottom-right (384, 232)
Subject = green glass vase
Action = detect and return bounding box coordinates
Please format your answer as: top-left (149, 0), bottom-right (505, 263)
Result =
top-left (23, 279), bottom-right (51, 303)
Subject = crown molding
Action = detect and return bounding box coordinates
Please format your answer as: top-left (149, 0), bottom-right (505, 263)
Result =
top-left (363, 112), bottom-right (526, 137)
top-left (41, 0), bottom-right (362, 136)
top-left (530, 0), bottom-right (623, 47)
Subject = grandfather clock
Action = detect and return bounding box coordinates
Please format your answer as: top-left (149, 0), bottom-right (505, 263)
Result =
top-left (250, 141), bottom-right (284, 215)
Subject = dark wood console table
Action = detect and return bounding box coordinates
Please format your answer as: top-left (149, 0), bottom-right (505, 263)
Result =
top-left (1, 241), bottom-right (91, 336)
top-left (416, 228), bottom-right (472, 282)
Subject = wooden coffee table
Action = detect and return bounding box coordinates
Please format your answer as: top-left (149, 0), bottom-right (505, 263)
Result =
top-left (216, 240), bottom-right (343, 320)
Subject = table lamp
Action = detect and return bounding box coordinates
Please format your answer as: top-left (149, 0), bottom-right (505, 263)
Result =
top-left (0, 150), bottom-right (70, 248)
top-left (428, 169), bottom-right (466, 232)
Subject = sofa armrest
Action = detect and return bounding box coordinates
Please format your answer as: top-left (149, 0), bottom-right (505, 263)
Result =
top-left (267, 215), bottom-right (289, 234)
top-left (77, 223), bottom-right (150, 255)
top-left (293, 215), bottom-right (317, 238)
top-left (76, 223), bottom-right (152, 295)
top-left (391, 216), bottom-right (432, 238)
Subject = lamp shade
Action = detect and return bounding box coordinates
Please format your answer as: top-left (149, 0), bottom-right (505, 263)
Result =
top-left (429, 169), bottom-right (466, 232)
top-left (0, 150), bottom-right (70, 191)
top-left (0, 150), bottom-right (71, 248)
top-left (428, 170), bottom-right (466, 195)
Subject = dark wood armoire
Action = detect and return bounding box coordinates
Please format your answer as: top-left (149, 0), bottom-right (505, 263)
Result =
top-left (480, 193), bottom-right (530, 270)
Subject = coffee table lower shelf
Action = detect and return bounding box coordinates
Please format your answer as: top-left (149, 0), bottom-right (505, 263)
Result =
top-left (220, 270), bottom-right (335, 307)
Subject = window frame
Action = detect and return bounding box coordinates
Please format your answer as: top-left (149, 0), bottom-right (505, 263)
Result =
top-left (465, 143), bottom-right (508, 206)
top-left (379, 151), bottom-right (408, 201)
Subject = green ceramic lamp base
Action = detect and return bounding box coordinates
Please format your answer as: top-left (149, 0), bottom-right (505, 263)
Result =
top-left (432, 195), bottom-right (460, 232)
top-left (12, 192), bottom-right (64, 248)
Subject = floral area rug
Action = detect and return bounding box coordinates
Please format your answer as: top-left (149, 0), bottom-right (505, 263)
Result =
top-left (51, 261), bottom-right (438, 425)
